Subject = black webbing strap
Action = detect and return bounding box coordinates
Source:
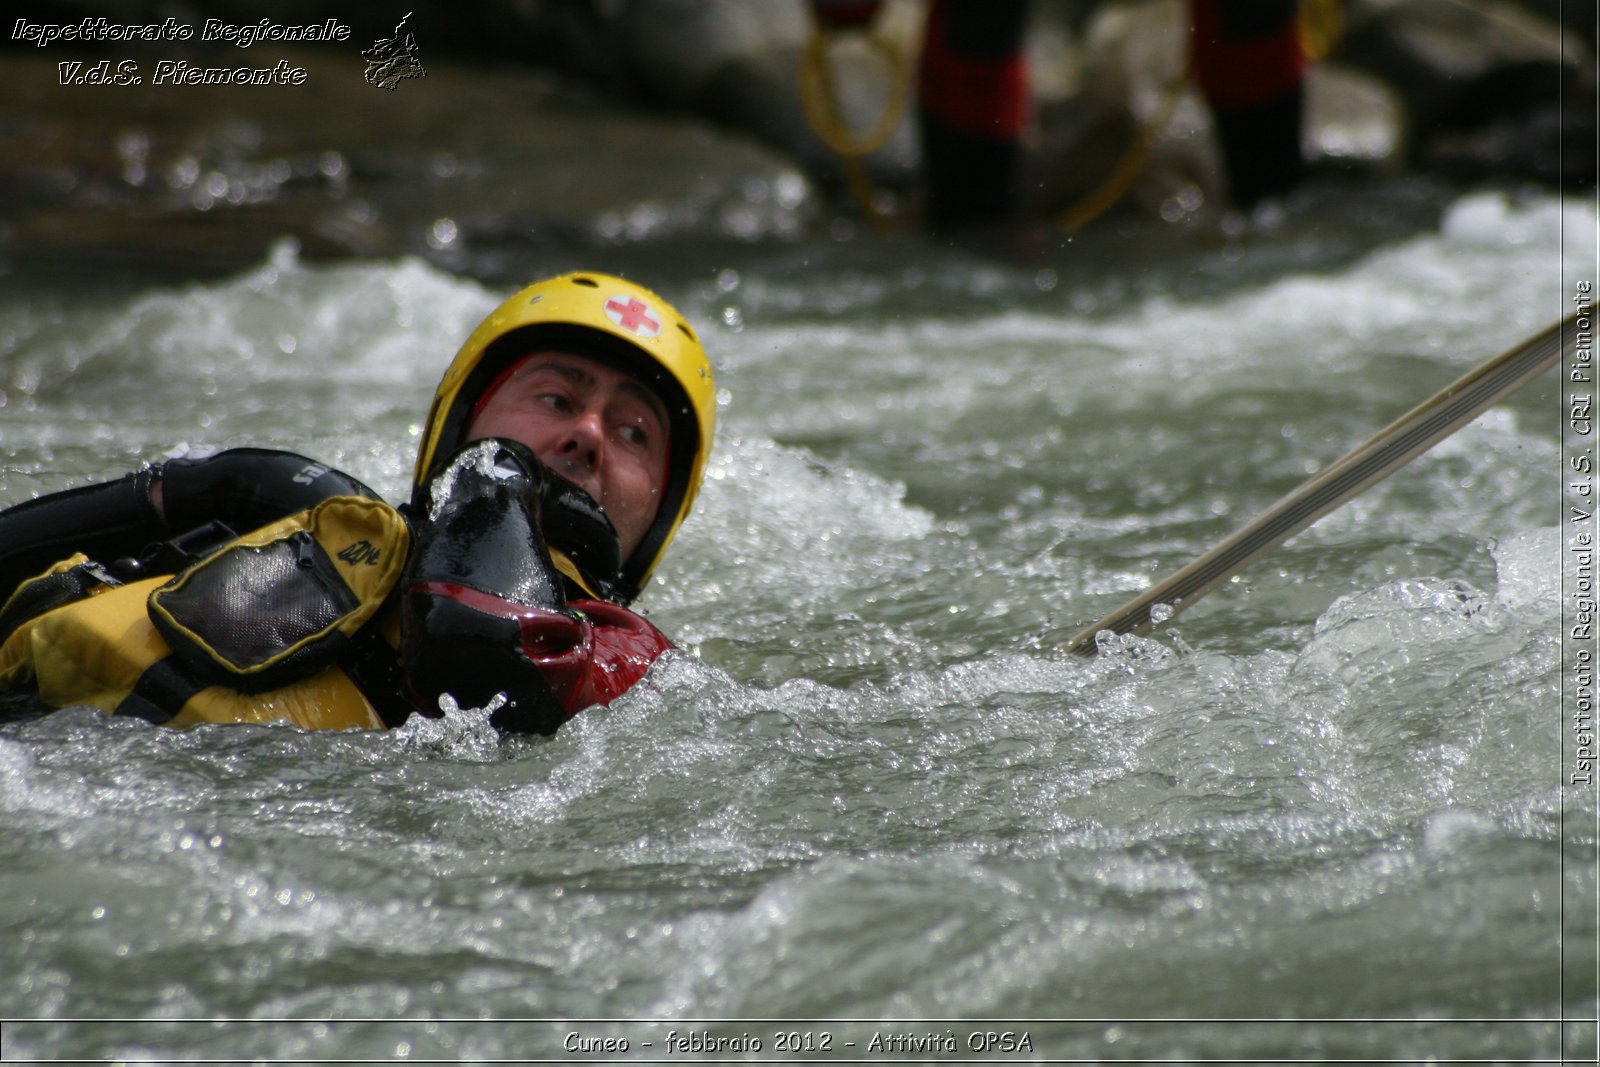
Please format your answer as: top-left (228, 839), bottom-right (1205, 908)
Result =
top-left (114, 655), bottom-right (208, 725)
top-left (111, 627), bottom-right (412, 728)
top-left (344, 623), bottom-right (415, 729)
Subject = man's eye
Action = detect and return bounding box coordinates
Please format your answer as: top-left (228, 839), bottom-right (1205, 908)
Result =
top-left (539, 393), bottom-right (572, 412)
top-left (619, 424), bottom-right (649, 447)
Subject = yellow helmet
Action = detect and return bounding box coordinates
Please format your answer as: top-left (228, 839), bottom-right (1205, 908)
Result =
top-left (413, 272), bottom-right (715, 603)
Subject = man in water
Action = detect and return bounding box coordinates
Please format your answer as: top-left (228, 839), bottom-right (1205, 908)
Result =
top-left (0, 272), bottom-right (714, 735)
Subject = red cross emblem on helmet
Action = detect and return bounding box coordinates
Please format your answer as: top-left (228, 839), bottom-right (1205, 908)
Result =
top-left (604, 296), bottom-right (662, 339)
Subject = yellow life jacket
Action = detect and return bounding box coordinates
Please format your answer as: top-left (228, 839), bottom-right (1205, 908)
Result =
top-left (0, 495), bottom-right (410, 731)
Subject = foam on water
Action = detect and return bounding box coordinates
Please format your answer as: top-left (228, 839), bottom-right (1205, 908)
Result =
top-left (0, 241), bottom-right (498, 495)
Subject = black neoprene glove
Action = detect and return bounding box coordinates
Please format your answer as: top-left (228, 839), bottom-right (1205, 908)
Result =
top-left (399, 438), bottom-right (609, 734)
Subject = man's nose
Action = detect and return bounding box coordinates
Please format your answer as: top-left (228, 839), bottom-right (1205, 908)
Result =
top-left (556, 409), bottom-right (604, 469)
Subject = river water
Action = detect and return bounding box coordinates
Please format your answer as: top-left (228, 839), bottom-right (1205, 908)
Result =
top-left (0, 185), bottom-right (1596, 1063)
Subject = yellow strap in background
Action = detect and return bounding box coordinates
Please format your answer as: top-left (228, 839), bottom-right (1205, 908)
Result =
top-left (801, 0), bottom-right (1343, 232)
top-left (1057, 65), bottom-right (1191, 234)
top-left (1059, 0), bottom-right (1343, 233)
top-left (1300, 0), bottom-right (1345, 62)
top-left (798, 19), bottom-right (912, 228)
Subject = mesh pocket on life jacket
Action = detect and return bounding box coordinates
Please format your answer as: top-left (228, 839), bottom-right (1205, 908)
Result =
top-left (150, 530), bottom-right (360, 689)
top-left (0, 555), bottom-right (120, 648)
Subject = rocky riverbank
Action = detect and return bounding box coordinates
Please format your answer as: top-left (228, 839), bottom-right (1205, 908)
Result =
top-left (1, 0), bottom-right (1591, 282)
top-left (1, 45), bottom-right (814, 280)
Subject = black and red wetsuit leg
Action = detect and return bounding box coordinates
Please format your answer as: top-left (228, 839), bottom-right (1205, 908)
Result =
top-left (917, 0), bottom-right (1032, 227)
top-left (1191, 0), bottom-right (1307, 206)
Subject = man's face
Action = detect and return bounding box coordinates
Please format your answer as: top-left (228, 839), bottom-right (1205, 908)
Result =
top-left (464, 352), bottom-right (670, 559)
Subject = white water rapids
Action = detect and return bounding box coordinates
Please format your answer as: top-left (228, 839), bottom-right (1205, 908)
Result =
top-left (0, 189), bottom-right (1594, 1061)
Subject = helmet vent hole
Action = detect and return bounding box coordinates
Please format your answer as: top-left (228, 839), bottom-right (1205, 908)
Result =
top-left (677, 323), bottom-right (696, 341)
top-left (571, 277), bottom-right (599, 288)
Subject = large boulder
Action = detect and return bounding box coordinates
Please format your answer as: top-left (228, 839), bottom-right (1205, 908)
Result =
top-left (1337, 0), bottom-right (1595, 182)
top-left (0, 46), bottom-right (816, 278)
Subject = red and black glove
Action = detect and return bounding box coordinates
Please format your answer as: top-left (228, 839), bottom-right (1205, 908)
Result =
top-left (399, 438), bottom-right (621, 735)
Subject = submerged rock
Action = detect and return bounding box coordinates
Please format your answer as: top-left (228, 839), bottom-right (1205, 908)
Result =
top-left (0, 48), bottom-right (816, 279)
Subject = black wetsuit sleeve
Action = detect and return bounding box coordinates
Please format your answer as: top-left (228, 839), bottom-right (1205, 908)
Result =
top-left (157, 447), bottom-right (381, 533)
top-left (0, 468), bottom-right (164, 594)
top-left (0, 448), bottom-right (382, 595)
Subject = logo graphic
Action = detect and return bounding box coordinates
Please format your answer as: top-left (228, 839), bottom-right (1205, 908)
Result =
top-left (363, 12), bottom-right (425, 90)
top-left (292, 462), bottom-right (330, 486)
top-left (337, 540), bottom-right (382, 566)
top-left (604, 296), bottom-right (662, 339)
